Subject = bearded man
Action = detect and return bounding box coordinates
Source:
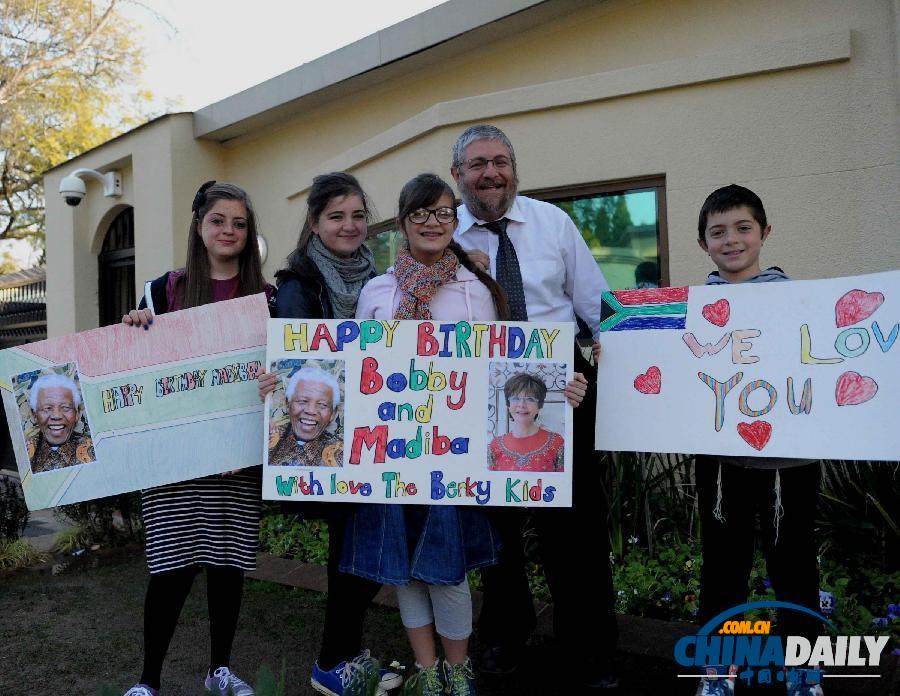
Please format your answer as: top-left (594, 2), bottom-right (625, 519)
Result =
top-left (452, 124), bottom-right (618, 690)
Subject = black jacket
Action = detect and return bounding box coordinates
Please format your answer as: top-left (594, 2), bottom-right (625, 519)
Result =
top-left (274, 255), bottom-right (375, 320)
top-left (138, 272), bottom-right (173, 315)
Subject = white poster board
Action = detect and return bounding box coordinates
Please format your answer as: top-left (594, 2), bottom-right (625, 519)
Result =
top-left (0, 295), bottom-right (269, 509)
top-left (595, 271), bottom-right (898, 460)
top-left (262, 319), bottom-right (575, 506)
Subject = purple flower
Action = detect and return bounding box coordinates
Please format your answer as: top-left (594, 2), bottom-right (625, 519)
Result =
top-left (819, 590), bottom-right (835, 616)
top-left (872, 617), bottom-right (889, 628)
top-left (691, 608), bottom-right (699, 617)
top-left (892, 648), bottom-right (900, 657)
top-left (663, 591), bottom-right (672, 603)
top-left (887, 603), bottom-right (899, 618)
top-left (762, 576), bottom-right (772, 589)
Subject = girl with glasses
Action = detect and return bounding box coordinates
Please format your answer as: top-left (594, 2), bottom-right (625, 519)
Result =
top-left (340, 173), bottom-right (587, 696)
top-left (487, 372), bottom-right (565, 472)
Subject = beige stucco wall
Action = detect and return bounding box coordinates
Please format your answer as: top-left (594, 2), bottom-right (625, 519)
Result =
top-left (45, 114), bottom-right (223, 336)
top-left (44, 0), bottom-right (899, 337)
top-left (219, 0), bottom-right (898, 286)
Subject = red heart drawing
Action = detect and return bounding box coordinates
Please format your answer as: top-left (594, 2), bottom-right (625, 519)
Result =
top-left (633, 366), bottom-right (661, 394)
top-left (835, 289), bottom-right (884, 328)
top-left (702, 299), bottom-right (730, 327)
top-left (737, 421), bottom-right (772, 451)
top-left (835, 371), bottom-right (878, 406)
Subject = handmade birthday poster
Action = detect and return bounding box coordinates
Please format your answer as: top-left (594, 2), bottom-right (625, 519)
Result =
top-left (262, 319), bottom-right (574, 507)
top-left (595, 270), bottom-right (899, 460)
top-left (0, 294), bottom-right (269, 510)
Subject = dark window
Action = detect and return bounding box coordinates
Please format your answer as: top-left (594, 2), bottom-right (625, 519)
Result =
top-left (98, 208), bottom-right (135, 327)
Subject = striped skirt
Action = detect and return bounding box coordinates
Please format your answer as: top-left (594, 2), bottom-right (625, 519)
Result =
top-left (141, 469), bottom-right (261, 574)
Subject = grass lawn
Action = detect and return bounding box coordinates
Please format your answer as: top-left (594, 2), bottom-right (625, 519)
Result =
top-left (0, 552), bottom-right (408, 695)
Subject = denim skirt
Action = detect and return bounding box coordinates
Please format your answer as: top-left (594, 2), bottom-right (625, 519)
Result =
top-left (339, 503), bottom-right (500, 585)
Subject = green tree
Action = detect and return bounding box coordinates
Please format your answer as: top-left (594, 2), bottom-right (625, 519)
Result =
top-left (0, 0), bottom-right (149, 253)
top-left (559, 194), bottom-right (634, 249)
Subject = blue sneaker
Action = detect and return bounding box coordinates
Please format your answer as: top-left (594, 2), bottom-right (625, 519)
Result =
top-left (312, 650), bottom-right (403, 695)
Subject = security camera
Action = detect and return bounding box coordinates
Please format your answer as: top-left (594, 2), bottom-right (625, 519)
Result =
top-left (58, 168), bottom-right (122, 207)
top-left (59, 175), bottom-right (87, 207)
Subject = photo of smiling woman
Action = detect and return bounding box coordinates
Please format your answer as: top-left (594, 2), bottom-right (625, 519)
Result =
top-left (488, 369), bottom-right (566, 472)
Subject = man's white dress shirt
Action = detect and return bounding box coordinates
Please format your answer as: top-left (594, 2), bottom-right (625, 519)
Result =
top-left (455, 195), bottom-right (609, 336)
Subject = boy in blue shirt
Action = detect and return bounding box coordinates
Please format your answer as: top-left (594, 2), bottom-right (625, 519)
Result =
top-left (693, 185), bottom-right (823, 696)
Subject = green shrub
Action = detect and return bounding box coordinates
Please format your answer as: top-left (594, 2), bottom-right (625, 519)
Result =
top-left (53, 526), bottom-right (94, 553)
top-left (259, 513), bottom-right (329, 565)
top-left (611, 541), bottom-right (701, 620)
top-left (56, 492), bottom-right (142, 548)
top-left (820, 554), bottom-right (900, 644)
top-left (0, 538), bottom-right (44, 569)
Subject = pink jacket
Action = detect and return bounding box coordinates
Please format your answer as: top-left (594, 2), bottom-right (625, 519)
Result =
top-left (356, 266), bottom-right (498, 321)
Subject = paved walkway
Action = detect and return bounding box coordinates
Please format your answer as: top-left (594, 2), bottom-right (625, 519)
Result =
top-left (4, 468), bottom-right (76, 553)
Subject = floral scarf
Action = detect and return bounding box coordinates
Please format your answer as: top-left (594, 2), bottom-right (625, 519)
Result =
top-left (393, 246), bottom-right (459, 320)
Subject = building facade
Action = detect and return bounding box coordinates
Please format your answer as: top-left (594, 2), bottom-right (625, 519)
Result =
top-left (44, 0), bottom-right (900, 336)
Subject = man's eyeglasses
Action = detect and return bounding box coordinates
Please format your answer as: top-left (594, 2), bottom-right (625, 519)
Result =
top-left (462, 156), bottom-right (513, 172)
top-left (407, 207), bottom-right (457, 224)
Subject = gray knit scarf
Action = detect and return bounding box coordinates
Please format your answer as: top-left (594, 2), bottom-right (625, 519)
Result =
top-left (307, 234), bottom-right (375, 319)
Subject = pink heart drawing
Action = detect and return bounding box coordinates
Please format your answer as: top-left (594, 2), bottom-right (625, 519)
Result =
top-left (633, 366), bottom-right (661, 394)
top-left (737, 421), bottom-right (772, 451)
top-left (835, 371), bottom-right (878, 406)
top-left (702, 298), bottom-right (730, 327)
top-left (835, 289), bottom-right (884, 328)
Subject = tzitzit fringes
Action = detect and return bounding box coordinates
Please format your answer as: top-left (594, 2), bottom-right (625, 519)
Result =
top-left (773, 469), bottom-right (784, 546)
top-left (713, 462), bottom-right (726, 522)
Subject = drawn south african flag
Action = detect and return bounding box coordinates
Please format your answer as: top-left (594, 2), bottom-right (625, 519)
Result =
top-left (599, 287), bottom-right (689, 332)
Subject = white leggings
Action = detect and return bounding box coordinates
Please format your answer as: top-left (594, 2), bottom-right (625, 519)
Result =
top-left (395, 579), bottom-right (472, 641)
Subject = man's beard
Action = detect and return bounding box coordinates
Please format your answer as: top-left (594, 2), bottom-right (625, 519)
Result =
top-left (459, 176), bottom-right (518, 221)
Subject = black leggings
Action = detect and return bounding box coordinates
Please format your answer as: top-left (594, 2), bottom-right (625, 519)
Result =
top-left (317, 511), bottom-right (382, 669)
top-left (696, 460), bottom-right (822, 639)
top-left (478, 348), bottom-right (618, 663)
top-left (140, 564), bottom-right (244, 689)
